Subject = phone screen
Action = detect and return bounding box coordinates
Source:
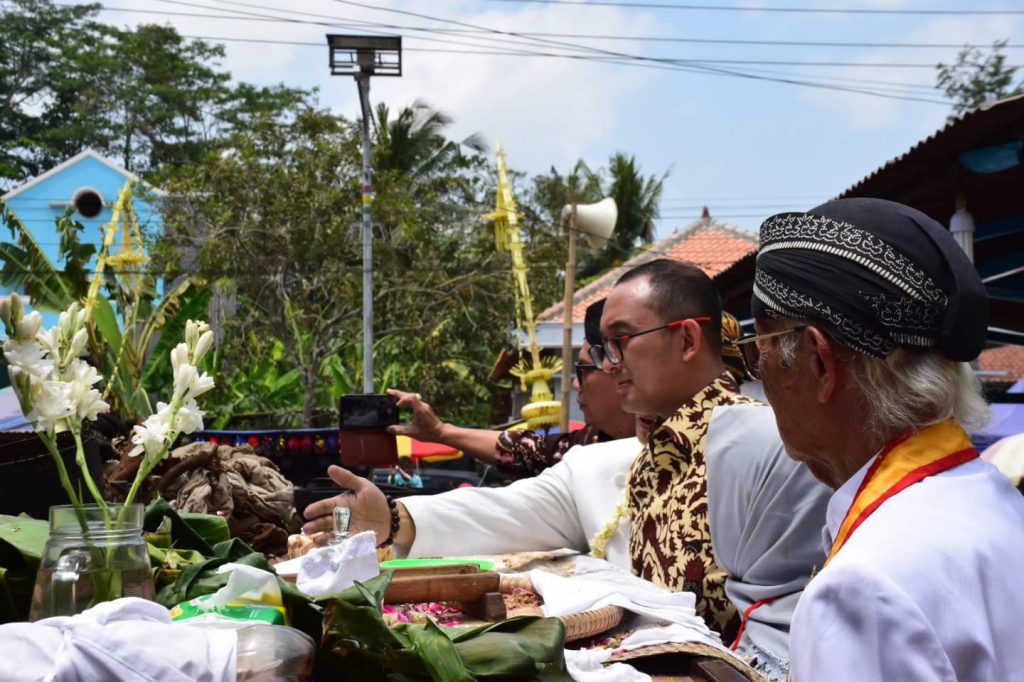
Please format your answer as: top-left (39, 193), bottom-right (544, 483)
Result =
top-left (339, 394), bottom-right (399, 467)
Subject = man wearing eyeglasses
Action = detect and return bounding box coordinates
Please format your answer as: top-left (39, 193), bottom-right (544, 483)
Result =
top-left (749, 198), bottom-right (1024, 681)
top-left (595, 258), bottom-right (829, 662)
top-left (305, 259), bottom-right (829, 679)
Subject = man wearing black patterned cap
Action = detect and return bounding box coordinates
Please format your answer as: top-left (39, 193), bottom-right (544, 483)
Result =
top-left (745, 198), bottom-right (1024, 680)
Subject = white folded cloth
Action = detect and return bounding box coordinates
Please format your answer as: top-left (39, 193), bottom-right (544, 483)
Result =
top-left (526, 566), bottom-right (716, 641)
top-left (296, 530), bottom-right (380, 598)
top-left (526, 562), bottom-right (739, 682)
top-left (0, 597), bottom-right (236, 681)
top-left (564, 648), bottom-right (651, 682)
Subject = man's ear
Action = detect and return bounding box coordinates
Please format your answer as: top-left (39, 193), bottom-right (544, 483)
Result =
top-left (680, 318), bottom-right (704, 362)
top-left (804, 327), bottom-right (841, 403)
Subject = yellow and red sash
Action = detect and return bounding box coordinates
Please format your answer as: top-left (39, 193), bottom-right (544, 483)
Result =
top-left (825, 419), bottom-right (978, 567)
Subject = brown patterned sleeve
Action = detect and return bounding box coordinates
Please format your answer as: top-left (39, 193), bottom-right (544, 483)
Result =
top-left (492, 426), bottom-right (598, 479)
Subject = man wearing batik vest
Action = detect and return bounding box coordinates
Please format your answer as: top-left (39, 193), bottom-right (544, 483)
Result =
top-left (593, 258), bottom-right (791, 642)
top-left (747, 198), bottom-right (1024, 680)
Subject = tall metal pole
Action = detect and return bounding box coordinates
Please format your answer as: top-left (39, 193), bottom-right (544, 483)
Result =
top-left (356, 73), bottom-right (374, 394)
top-left (559, 207), bottom-right (578, 433)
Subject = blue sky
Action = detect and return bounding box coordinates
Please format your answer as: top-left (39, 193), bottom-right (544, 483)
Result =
top-left (79, 0), bottom-right (1023, 238)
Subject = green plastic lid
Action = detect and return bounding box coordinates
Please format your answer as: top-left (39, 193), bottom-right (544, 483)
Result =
top-left (380, 558), bottom-right (495, 571)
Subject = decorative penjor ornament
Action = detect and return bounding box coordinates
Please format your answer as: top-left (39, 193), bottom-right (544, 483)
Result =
top-left (483, 144), bottom-right (561, 430)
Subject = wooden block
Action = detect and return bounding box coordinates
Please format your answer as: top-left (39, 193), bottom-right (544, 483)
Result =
top-left (459, 591), bottom-right (507, 621)
top-left (383, 572), bottom-right (501, 604)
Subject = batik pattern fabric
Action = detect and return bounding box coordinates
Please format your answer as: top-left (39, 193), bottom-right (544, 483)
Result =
top-left (494, 424), bottom-right (601, 479)
top-left (627, 373), bottom-right (757, 639)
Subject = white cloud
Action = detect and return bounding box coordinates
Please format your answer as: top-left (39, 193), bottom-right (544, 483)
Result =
top-left (798, 14), bottom-right (1022, 129)
top-left (90, 0), bottom-right (662, 175)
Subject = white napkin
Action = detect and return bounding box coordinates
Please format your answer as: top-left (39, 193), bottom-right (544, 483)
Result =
top-left (296, 530), bottom-right (380, 598)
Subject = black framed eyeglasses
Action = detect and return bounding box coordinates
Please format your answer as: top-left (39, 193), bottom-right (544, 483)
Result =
top-left (593, 317), bottom-right (711, 366)
top-left (732, 326), bottom-right (807, 379)
top-left (574, 360), bottom-right (599, 385)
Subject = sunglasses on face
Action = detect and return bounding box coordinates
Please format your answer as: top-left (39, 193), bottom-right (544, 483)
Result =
top-left (574, 360), bottom-right (600, 385)
top-left (592, 317), bottom-right (712, 366)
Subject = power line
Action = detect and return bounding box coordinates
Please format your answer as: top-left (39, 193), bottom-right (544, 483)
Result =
top-left (67, 3), bottom-right (1024, 49)
top-left (480, 0), bottom-right (1024, 16)
top-left (15, 0), bottom-right (959, 104)
top-left (325, 0), bottom-right (952, 104)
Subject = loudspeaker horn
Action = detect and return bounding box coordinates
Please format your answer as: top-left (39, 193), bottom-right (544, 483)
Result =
top-left (560, 197), bottom-right (617, 249)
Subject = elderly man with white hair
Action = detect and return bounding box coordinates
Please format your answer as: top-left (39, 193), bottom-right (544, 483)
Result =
top-left (743, 198), bottom-right (1024, 681)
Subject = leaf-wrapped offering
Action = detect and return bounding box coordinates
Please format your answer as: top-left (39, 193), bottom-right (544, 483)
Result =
top-left (319, 572), bottom-right (571, 681)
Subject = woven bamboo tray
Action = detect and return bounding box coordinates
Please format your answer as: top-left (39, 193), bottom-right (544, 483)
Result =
top-left (498, 574), bottom-right (624, 642)
top-left (608, 642), bottom-right (764, 681)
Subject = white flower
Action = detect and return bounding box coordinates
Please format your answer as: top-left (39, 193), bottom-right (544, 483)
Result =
top-left (0, 296), bottom-right (11, 332)
top-left (35, 328), bottom-right (59, 357)
top-left (24, 379), bottom-right (75, 434)
top-left (174, 397), bottom-right (205, 434)
top-left (192, 330), bottom-right (214, 365)
top-left (66, 359), bottom-right (109, 421)
top-left (58, 303), bottom-right (79, 336)
top-left (66, 328), bottom-right (89, 360)
top-left (170, 343), bottom-right (190, 373)
top-left (15, 311), bottom-right (42, 342)
top-left (3, 339), bottom-right (55, 379)
top-left (129, 404), bottom-right (173, 458)
top-left (67, 358), bottom-right (102, 386)
top-left (129, 422), bottom-right (167, 458)
top-left (185, 319), bottom-right (210, 348)
top-left (173, 363), bottom-right (215, 399)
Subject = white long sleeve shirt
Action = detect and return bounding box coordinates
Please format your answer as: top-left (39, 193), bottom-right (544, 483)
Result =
top-left (790, 456), bottom-right (1024, 681)
top-left (400, 437), bottom-right (641, 569)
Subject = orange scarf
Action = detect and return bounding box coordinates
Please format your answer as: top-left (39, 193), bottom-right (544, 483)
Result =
top-left (825, 419), bottom-right (978, 566)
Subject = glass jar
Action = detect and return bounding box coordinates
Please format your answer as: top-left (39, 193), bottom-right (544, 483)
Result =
top-left (29, 503), bottom-right (155, 621)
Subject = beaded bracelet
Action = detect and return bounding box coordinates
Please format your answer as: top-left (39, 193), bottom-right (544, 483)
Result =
top-left (377, 495), bottom-right (401, 548)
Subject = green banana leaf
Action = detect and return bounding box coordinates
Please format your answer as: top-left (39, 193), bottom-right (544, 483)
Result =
top-left (143, 499), bottom-right (230, 555)
top-left (0, 514), bottom-right (50, 623)
top-left (317, 572), bottom-right (570, 681)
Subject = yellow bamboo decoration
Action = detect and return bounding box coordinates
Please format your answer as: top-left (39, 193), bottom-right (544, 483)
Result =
top-left (483, 143), bottom-right (561, 430)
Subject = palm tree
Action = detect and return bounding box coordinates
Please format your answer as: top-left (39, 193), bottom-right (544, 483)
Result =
top-left (372, 100), bottom-right (486, 181)
top-left (577, 154), bottom-right (668, 278)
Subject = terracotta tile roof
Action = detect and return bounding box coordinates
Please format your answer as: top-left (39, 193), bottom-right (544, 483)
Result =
top-left (979, 344), bottom-right (1024, 388)
top-left (538, 215), bottom-right (758, 324)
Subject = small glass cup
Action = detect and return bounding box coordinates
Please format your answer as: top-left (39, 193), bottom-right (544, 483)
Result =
top-left (329, 506), bottom-right (352, 545)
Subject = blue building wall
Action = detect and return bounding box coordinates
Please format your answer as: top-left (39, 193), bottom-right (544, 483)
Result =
top-left (1, 149), bottom-right (162, 325)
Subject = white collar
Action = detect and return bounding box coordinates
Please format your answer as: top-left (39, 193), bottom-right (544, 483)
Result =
top-left (822, 454), bottom-right (879, 553)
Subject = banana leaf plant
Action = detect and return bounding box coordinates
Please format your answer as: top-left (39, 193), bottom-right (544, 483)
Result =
top-left (0, 190), bottom-right (208, 422)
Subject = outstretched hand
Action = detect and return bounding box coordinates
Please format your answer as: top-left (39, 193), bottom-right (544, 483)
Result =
top-left (302, 465), bottom-right (391, 546)
top-left (386, 388), bottom-right (445, 443)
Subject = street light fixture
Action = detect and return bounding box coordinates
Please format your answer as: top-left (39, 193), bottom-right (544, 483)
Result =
top-left (327, 34), bottom-right (402, 393)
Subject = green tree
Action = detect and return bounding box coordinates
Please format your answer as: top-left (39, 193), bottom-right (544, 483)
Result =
top-left (162, 108), bottom-right (363, 427)
top-left (0, 0), bottom-right (105, 184)
top-left (937, 39), bottom-right (1023, 118)
top-left (0, 0), bottom-right (312, 188)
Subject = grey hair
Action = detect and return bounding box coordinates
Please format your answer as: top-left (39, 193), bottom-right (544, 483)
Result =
top-left (775, 328), bottom-right (990, 439)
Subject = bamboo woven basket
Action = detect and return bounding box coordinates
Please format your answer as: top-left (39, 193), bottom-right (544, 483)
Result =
top-left (608, 641), bottom-right (764, 681)
top-left (498, 574), bottom-right (624, 642)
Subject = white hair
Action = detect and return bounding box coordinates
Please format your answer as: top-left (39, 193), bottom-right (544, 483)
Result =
top-left (776, 329), bottom-right (990, 440)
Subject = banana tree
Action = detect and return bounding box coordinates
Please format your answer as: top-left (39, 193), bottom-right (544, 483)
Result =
top-left (0, 190), bottom-right (208, 421)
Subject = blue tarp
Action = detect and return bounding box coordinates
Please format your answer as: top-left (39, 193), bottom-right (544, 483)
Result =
top-left (0, 386), bottom-right (29, 432)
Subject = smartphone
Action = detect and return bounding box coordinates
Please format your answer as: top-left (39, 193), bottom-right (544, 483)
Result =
top-left (338, 394), bottom-right (400, 467)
